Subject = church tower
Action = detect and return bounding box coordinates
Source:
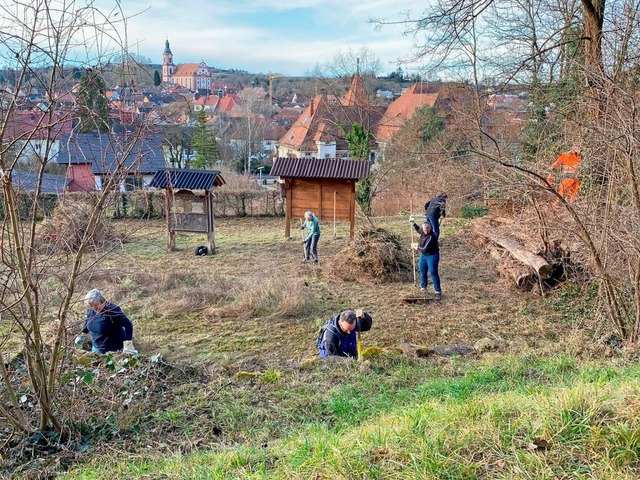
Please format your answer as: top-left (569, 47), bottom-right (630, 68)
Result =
top-left (162, 39), bottom-right (174, 83)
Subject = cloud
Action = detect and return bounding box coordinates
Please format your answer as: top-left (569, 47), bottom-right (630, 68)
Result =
top-left (95, 0), bottom-right (425, 75)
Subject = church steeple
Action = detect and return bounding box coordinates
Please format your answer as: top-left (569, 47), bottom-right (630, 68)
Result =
top-left (162, 38), bottom-right (174, 84)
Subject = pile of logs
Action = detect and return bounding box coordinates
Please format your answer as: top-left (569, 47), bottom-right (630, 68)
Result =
top-left (473, 218), bottom-right (554, 291)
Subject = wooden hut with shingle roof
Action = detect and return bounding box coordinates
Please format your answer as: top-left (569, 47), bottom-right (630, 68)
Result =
top-left (271, 157), bottom-right (370, 238)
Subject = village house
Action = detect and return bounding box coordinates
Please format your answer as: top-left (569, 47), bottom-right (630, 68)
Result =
top-left (276, 74), bottom-right (384, 161)
top-left (56, 132), bottom-right (167, 192)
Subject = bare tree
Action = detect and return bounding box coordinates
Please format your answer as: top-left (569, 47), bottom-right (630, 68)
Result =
top-left (0, 0), bottom-right (150, 436)
top-left (374, 0), bottom-right (640, 342)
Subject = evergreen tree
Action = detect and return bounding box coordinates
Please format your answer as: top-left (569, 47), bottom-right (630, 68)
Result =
top-left (339, 121), bottom-right (374, 216)
top-left (153, 70), bottom-right (161, 86)
top-left (76, 69), bottom-right (109, 133)
top-left (191, 109), bottom-right (219, 169)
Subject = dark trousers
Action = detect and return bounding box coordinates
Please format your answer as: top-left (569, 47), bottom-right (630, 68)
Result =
top-left (305, 234), bottom-right (320, 262)
top-left (419, 253), bottom-right (441, 293)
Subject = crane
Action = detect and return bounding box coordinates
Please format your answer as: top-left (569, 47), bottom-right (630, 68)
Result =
top-left (268, 75), bottom-right (284, 105)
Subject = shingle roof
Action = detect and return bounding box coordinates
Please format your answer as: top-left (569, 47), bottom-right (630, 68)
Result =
top-left (271, 157), bottom-right (370, 180)
top-left (149, 168), bottom-right (225, 190)
top-left (56, 132), bottom-right (166, 175)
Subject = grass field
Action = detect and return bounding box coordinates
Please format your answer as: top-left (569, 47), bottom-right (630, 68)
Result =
top-left (9, 214), bottom-right (637, 479)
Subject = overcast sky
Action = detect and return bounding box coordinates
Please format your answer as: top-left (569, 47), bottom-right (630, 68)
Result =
top-left (100, 0), bottom-right (426, 76)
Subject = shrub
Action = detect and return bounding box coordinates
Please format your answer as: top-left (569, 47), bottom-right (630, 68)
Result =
top-left (459, 203), bottom-right (488, 219)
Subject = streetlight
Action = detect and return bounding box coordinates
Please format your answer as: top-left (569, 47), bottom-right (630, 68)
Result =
top-left (258, 166), bottom-right (264, 182)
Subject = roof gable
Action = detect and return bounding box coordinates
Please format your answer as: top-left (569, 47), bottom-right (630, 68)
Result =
top-left (374, 83), bottom-right (439, 143)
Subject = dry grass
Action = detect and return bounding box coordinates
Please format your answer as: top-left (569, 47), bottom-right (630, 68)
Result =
top-left (69, 214), bottom-right (593, 367)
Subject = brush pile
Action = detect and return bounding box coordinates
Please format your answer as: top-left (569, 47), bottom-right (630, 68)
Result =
top-left (38, 194), bottom-right (122, 252)
top-left (330, 228), bottom-right (413, 283)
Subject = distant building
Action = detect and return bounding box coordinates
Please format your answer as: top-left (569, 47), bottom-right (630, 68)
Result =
top-left (161, 39), bottom-right (212, 92)
top-left (276, 74), bottom-right (384, 161)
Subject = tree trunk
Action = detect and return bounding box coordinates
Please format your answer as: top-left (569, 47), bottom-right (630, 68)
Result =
top-left (478, 230), bottom-right (553, 279)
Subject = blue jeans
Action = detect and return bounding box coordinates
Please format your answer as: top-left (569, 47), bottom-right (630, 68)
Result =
top-left (305, 233), bottom-right (320, 262)
top-left (427, 215), bottom-right (440, 237)
top-left (419, 253), bottom-right (441, 293)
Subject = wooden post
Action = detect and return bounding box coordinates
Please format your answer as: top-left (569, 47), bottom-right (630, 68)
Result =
top-left (206, 190), bottom-right (216, 255)
top-left (285, 178), bottom-right (292, 238)
top-left (333, 191), bottom-right (337, 238)
top-left (349, 181), bottom-right (355, 238)
top-left (165, 188), bottom-right (174, 251)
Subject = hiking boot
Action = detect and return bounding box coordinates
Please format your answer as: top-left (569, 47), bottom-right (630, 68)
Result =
top-left (435, 292), bottom-right (442, 300)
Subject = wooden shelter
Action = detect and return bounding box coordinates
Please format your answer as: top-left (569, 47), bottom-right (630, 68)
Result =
top-left (150, 169), bottom-right (225, 254)
top-left (270, 157), bottom-right (370, 238)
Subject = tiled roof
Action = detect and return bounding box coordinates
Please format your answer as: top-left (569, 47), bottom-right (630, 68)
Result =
top-left (195, 95), bottom-right (220, 107)
top-left (56, 132), bottom-right (166, 174)
top-left (341, 74), bottom-right (370, 107)
top-left (5, 110), bottom-right (73, 141)
top-left (150, 168), bottom-right (225, 190)
top-left (374, 83), bottom-right (439, 143)
top-left (172, 63), bottom-right (209, 76)
top-left (271, 157), bottom-right (370, 180)
top-left (12, 170), bottom-right (69, 194)
top-left (277, 95), bottom-right (384, 152)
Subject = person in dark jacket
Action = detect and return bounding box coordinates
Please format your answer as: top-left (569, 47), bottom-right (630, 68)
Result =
top-left (83, 289), bottom-right (136, 354)
top-left (411, 219), bottom-right (442, 299)
top-left (318, 309), bottom-right (373, 358)
top-left (424, 193), bottom-right (447, 238)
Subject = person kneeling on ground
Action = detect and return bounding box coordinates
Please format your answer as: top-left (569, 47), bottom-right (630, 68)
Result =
top-left (82, 289), bottom-right (137, 355)
top-left (317, 309), bottom-right (373, 358)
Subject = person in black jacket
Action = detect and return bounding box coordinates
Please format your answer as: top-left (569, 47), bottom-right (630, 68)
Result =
top-left (424, 193), bottom-right (447, 238)
top-left (83, 289), bottom-right (137, 354)
top-left (410, 218), bottom-right (442, 299)
top-left (317, 309), bottom-right (373, 358)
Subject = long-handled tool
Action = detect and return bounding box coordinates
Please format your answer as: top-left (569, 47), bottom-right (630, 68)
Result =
top-left (410, 200), bottom-right (417, 286)
top-left (300, 217), bottom-right (307, 261)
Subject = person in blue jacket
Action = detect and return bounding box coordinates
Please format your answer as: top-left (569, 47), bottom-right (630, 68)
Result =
top-left (301, 210), bottom-right (321, 264)
top-left (318, 309), bottom-right (373, 358)
top-left (82, 289), bottom-right (137, 354)
top-left (410, 218), bottom-right (442, 299)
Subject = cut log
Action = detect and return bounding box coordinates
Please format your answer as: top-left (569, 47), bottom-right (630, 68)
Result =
top-left (487, 245), bottom-right (538, 290)
top-left (477, 231), bottom-right (552, 279)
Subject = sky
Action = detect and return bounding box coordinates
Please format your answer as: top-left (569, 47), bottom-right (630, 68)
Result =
top-left (98, 0), bottom-right (427, 76)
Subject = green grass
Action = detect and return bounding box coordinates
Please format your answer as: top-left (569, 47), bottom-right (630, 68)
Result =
top-left (60, 355), bottom-right (640, 479)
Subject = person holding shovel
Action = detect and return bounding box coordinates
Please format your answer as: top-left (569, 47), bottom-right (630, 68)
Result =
top-left (317, 309), bottom-right (373, 358)
top-left (301, 210), bottom-right (321, 264)
top-left (410, 217), bottom-right (442, 300)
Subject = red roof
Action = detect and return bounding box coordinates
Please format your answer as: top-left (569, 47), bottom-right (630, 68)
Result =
top-left (278, 95), bottom-right (384, 152)
top-left (374, 83), bottom-right (438, 143)
top-left (5, 110), bottom-right (73, 141)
